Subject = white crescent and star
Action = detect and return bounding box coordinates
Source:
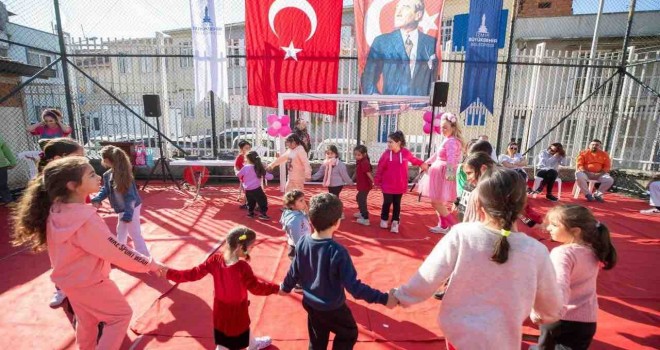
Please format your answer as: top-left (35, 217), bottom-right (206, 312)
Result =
top-left (268, 0), bottom-right (318, 59)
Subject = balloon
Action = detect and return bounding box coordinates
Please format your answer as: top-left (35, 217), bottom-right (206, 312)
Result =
top-left (268, 127), bottom-right (280, 137)
top-left (272, 121), bottom-right (281, 129)
top-left (433, 118), bottom-right (442, 127)
top-left (423, 111), bottom-right (433, 123)
top-left (267, 114), bottom-right (278, 124)
top-left (279, 126), bottom-right (292, 136)
top-left (280, 115), bottom-right (290, 125)
top-left (423, 123), bottom-right (432, 134)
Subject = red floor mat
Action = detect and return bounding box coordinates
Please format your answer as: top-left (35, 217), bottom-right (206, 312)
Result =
top-left (1, 183), bottom-right (659, 349)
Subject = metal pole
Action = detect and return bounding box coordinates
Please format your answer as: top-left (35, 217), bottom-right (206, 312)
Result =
top-left (356, 102), bottom-right (363, 146)
top-left (426, 107), bottom-right (435, 160)
top-left (53, 0), bottom-right (76, 136)
top-left (0, 57), bottom-right (61, 104)
top-left (495, 0), bottom-right (519, 155)
top-left (605, 0), bottom-right (636, 151)
top-left (210, 90), bottom-right (218, 158)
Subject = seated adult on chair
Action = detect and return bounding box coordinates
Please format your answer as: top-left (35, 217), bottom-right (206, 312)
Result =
top-left (575, 139), bottom-right (614, 203)
top-left (533, 142), bottom-right (567, 202)
top-left (499, 142), bottom-right (528, 180)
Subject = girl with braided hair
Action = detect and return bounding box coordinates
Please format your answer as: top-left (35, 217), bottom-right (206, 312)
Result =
top-left (537, 205), bottom-right (617, 349)
top-left (159, 226), bottom-right (280, 350)
top-left (393, 168), bottom-right (562, 349)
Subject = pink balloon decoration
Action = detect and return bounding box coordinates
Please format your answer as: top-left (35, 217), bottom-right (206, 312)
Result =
top-left (422, 112), bottom-right (442, 134)
top-left (266, 114), bottom-right (292, 137)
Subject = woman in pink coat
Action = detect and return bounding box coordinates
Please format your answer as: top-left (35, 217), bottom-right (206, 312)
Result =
top-left (417, 112), bottom-right (464, 234)
top-left (12, 157), bottom-right (163, 350)
top-left (267, 134), bottom-right (312, 192)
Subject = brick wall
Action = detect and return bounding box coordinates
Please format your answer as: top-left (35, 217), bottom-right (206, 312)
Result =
top-left (519, 0), bottom-right (573, 18)
top-left (0, 76), bottom-right (23, 108)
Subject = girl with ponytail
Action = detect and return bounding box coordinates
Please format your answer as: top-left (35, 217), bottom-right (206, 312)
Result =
top-left (538, 205), bottom-right (617, 349)
top-left (11, 157), bottom-right (162, 350)
top-left (91, 145), bottom-right (149, 256)
top-left (393, 168), bottom-right (562, 349)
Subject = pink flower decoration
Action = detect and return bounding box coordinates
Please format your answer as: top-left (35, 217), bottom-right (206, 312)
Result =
top-left (267, 114), bottom-right (292, 137)
top-left (422, 111), bottom-right (442, 134)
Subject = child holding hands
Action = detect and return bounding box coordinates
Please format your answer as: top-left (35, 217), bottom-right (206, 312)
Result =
top-left (280, 193), bottom-right (397, 349)
top-left (236, 151), bottom-right (274, 220)
top-left (311, 144), bottom-right (353, 197)
top-left (160, 226), bottom-right (278, 350)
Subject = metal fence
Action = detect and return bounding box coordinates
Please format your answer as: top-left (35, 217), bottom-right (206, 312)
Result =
top-left (1, 0), bottom-right (659, 191)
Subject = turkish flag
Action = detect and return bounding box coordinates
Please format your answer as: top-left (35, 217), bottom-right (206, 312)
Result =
top-left (246, 0), bottom-right (342, 115)
top-left (354, 0), bottom-right (444, 95)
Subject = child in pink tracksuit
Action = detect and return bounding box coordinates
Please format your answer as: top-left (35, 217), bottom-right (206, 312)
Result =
top-left (11, 156), bottom-right (162, 350)
top-left (267, 134), bottom-right (312, 192)
top-left (374, 131), bottom-right (428, 233)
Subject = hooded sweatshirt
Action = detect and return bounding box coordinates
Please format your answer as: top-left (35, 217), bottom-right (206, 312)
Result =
top-left (280, 209), bottom-right (312, 246)
top-left (374, 148), bottom-right (424, 194)
top-left (47, 202), bottom-right (157, 289)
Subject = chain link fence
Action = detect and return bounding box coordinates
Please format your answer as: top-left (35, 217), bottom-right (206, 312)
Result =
top-left (1, 0), bottom-right (659, 191)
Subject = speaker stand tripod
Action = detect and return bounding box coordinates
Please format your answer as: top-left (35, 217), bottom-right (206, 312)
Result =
top-left (142, 117), bottom-right (181, 191)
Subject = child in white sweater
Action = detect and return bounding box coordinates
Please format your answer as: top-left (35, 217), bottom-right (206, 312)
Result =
top-left (393, 168), bottom-right (562, 349)
top-left (537, 204), bottom-right (617, 350)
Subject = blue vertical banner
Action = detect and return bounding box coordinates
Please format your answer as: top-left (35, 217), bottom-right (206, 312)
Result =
top-left (460, 0), bottom-right (504, 115)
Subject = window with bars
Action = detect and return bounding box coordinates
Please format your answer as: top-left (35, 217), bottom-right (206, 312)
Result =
top-left (27, 50), bottom-right (57, 77)
top-left (228, 39), bottom-right (243, 67)
top-left (441, 18), bottom-right (453, 48)
top-left (118, 54), bottom-right (131, 74)
top-left (180, 42), bottom-right (193, 68)
top-left (140, 51), bottom-right (153, 73)
top-left (183, 100), bottom-right (195, 118)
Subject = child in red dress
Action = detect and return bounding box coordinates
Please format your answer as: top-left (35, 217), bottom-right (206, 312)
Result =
top-left (160, 226), bottom-right (279, 350)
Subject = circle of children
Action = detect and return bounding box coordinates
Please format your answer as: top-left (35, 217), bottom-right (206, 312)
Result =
top-left (7, 110), bottom-right (627, 350)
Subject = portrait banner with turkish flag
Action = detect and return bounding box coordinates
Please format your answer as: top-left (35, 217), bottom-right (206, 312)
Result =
top-left (355, 0), bottom-right (444, 97)
top-left (246, 0), bottom-right (342, 115)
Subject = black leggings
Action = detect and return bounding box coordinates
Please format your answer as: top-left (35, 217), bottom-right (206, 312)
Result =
top-left (536, 169), bottom-right (559, 194)
top-left (245, 187), bottom-right (268, 215)
top-left (537, 320), bottom-right (596, 350)
top-left (381, 193), bottom-right (402, 222)
top-left (328, 186), bottom-right (343, 196)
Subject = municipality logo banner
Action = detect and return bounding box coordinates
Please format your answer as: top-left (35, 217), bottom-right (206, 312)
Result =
top-left (460, 0), bottom-right (503, 115)
top-left (190, 0), bottom-right (228, 104)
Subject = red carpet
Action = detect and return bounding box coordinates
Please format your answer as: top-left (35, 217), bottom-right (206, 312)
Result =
top-left (1, 183), bottom-right (659, 349)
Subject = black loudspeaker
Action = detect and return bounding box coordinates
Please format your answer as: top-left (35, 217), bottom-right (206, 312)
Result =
top-left (430, 81), bottom-right (449, 107)
top-left (143, 94), bottom-right (162, 117)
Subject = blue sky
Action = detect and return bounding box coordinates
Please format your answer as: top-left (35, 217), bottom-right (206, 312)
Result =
top-left (4, 0), bottom-right (658, 38)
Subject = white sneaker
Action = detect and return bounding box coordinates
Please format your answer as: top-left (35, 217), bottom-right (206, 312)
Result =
top-left (250, 336), bottom-right (272, 350)
top-left (429, 226), bottom-right (449, 234)
top-left (640, 208), bottom-right (660, 215)
top-left (357, 218), bottom-right (370, 226)
top-left (49, 289), bottom-right (67, 308)
top-left (353, 212), bottom-right (363, 218)
top-left (390, 220), bottom-right (399, 233)
top-left (380, 220), bottom-right (389, 229)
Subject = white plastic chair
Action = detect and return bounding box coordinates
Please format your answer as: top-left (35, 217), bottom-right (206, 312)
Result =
top-left (572, 179), bottom-right (599, 199)
top-left (17, 151), bottom-right (41, 179)
top-left (533, 176), bottom-right (563, 200)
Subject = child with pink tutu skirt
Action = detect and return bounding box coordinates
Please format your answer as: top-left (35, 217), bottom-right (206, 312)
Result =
top-left (417, 112), bottom-right (464, 234)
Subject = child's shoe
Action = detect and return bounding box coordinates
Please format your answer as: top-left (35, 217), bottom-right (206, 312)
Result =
top-left (293, 284), bottom-right (303, 293)
top-left (353, 212), bottom-right (363, 218)
top-left (356, 218), bottom-right (370, 226)
top-left (390, 220), bottom-right (399, 233)
top-left (250, 336), bottom-right (272, 350)
top-left (429, 226), bottom-right (449, 234)
top-left (380, 220), bottom-right (389, 229)
top-left (247, 213), bottom-right (255, 218)
top-left (258, 214), bottom-right (271, 221)
top-left (239, 204), bottom-right (248, 210)
top-left (49, 290), bottom-right (67, 308)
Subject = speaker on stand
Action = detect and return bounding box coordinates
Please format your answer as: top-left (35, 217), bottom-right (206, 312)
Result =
top-left (141, 94), bottom-right (180, 191)
top-left (426, 81), bottom-right (449, 159)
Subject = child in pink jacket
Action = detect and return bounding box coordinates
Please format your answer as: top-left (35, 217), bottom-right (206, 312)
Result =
top-left (11, 156), bottom-right (162, 350)
top-left (267, 133), bottom-right (312, 192)
top-left (374, 131), bottom-right (428, 233)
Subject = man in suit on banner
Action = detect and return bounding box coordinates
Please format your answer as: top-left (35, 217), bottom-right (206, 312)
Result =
top-left (361, 0), bottom-right (438, 96)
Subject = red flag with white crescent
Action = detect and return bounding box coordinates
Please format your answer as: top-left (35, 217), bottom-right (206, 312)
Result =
top-left (355, 0), bottom-right (444, 96)
top-left (246, 0), bottom-right (342, 115)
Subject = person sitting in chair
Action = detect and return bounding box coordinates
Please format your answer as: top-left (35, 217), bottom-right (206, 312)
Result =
top-left (575, 139), bottom-right (614, 202)
top-left (532, 142), bottom-right (567, 202)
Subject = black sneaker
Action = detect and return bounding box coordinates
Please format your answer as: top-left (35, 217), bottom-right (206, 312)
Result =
top-left (433, 291), bottom-right (445, 300)
top-left (258, 214), bottom-right (271, 221)
top-left (546, 194), bottom-right (558, 202)
top-left (247, 213), bottom-right (255, 218)
top-left (586, 194), bottom-right (595, 202)
top-left (520, 215), bottom-right (537, 228)
top-left (594, 195), bottom-right (605, 203)
top-left (293, 284), bottom-right (303, 293)
top-left (239, 204), bottom-right (248, 210)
